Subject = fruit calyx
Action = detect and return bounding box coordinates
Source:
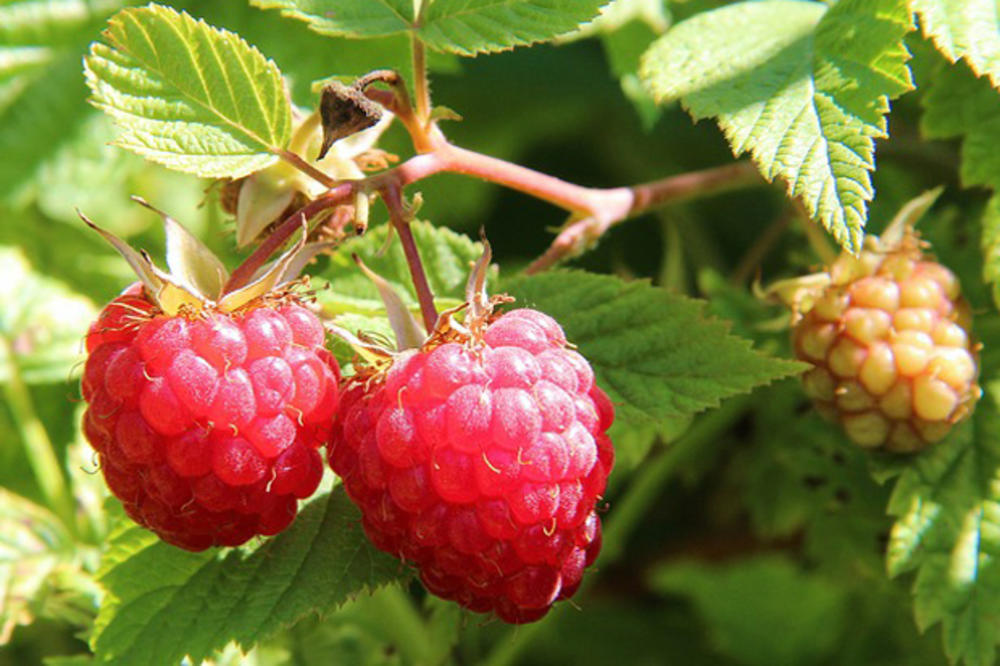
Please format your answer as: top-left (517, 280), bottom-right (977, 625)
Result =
top-left (81, 198), bottom-right (327, 318)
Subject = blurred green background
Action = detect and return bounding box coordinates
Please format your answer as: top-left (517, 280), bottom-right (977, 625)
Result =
top-left (0, 1), bottom-right (987, 664)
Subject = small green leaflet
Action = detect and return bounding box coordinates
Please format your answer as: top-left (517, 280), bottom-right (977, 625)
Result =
top-left (640, 0), bottom-right (914, 253)
top-left (91, 489), bottom-right (405, 666)
top-left (252, 0), bottom-right (606, 56)
top-left (0, 247), bottom-right (96, 385)
top-left (912, 0), bottom-right (1000, 90)
top-left (502, 270), bottom-right (806, 431)
top-left (886, 387), bottom-right (1000, 666)
top-left (84, 4), bottom-right (292, 179)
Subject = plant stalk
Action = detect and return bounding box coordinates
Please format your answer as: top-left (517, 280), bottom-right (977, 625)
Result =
top-left (239, 147), bottom-right (763, 289)
top-left (0, 339), bottom-right (76, 532)
top-left (277, 149), bottom-right (338, 188)
top-left (383, 184), bottom-right (438, 331)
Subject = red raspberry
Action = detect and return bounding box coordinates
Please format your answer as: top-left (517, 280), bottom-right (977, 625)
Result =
top-left (82, 283), bottom-right (339, 550)
top-left (328, 308), bottom-right (614, 623)
top-left (793, 232), bottom-right (979, 452)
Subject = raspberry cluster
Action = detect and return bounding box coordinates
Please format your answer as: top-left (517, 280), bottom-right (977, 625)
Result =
top-left (327, 309), bottom-right (614, 623)
top-left (794, 239), bottom-right (978, 452)
top-left (82, 284), bottom-right (339, 550)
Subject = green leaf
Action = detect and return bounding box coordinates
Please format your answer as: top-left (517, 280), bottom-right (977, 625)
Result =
top-left (91, 489), bottom-right (404, 666)
top-left (84, 4), bottom-right (292, 179)
top-left (316, 221), bottom-right (490, 320)
top-left (640, 0), bottom-right (914, 252)
top-left (983, 195), bottom-right (1000, 310)
top-left (912, 0), bottom-right (1000, 89)
top-left (0, 488), bottom-right (74, 643)
top-left (886, 386), bottom-right (1000, 666)
top-left (420, 0), bottom-right (607, 56)
top-left (650, 555), bottom-right (849, 666)
top-left (0, 247), bottom-right (96, 385)
top-left (921, 60), bottom-right (1000, 191)
top-left (920, 61), bottom-right (1000, 310)
top-left (248, 0), bottom-right (413, 39)
top-left (251, 0), bottom-right (606, 56)
top-left (502, 270), bottom-right (806, 430)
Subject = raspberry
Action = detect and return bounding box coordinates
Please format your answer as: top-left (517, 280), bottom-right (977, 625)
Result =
top-left (82, 283), bottom-right (339, 550)
top-left (792, 231), bottom-right (979, 452)
top-left (328, 308), bottom-right (614, 623)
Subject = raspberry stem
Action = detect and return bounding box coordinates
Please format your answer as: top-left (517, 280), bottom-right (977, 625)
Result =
top-left (0, 339), bottom-right (76, 533)
top-left (382, 183), bottom-right (439, 331)
top-left (230, 139), bottom-right (762, 293)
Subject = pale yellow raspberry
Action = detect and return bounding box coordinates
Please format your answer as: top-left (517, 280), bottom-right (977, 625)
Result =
top-left (792, 231), bottom-right (980, 453)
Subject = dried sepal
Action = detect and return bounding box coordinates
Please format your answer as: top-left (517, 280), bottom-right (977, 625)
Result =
top-left (79, 212), bottom-right (163, 298)
top-left (133, 197), bottom-right (228, 299)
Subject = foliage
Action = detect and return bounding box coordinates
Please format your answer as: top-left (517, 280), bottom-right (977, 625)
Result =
top-left (4, 0), bottom-right (1000, 665)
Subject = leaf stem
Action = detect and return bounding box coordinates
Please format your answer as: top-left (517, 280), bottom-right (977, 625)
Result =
top-left (0, 339), bottom-right (76, 532)
top-left (382, 184), bottom-right (438, 331)
top-left (482, 397), bottom-right (751, 666)
top-left (730, 208), bottom-right (794, 284)
top-left (225, 186), bottom-right (354, 292)
top-left (411, 34), bottom-right (431, 127)
top-left (277, 148), bottom-right (338, 188)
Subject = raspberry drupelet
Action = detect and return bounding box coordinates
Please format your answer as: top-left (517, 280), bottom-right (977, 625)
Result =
top-left (327, 307), bottom-right (614, 624)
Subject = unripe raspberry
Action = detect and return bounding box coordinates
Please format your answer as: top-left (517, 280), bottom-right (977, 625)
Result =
top-left (328, 308), bottom-right (614, 623)
top-left (793, 232), bottom-right (979, 452)
top-left (82, 284), bottom-right (339, 550)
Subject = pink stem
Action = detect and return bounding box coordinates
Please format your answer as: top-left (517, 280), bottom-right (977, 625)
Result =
top-left (382, 184), bottom-right (438, 331)
top-left (230, 144), bottom-right (763, 294)
top-left (225, 184), bottom-right (353, 292)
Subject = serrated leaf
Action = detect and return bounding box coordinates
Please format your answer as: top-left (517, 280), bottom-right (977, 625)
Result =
top-left (640, 0), bottom-right (914, 252)
top-left (91, 489), bottom-right (404, 666)
top-left (502, 270), bottom-right (806, 430)
top-left (0, 247), bottom-right (96, 384)
top-left (420, 0), bottom-right (607, 56)
top-left (248, 0), bottom-right (413, 39)
top-left (912, 0), bottom-right (1000, 90)
top-left (84, 4), bottom-right (292, 178)
top-left (650, 555), bottom-right (848, 666)
top-left (886, 387), bottom-right (1000, 666)
top-left (251, 0), bottom-right (606, 56)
